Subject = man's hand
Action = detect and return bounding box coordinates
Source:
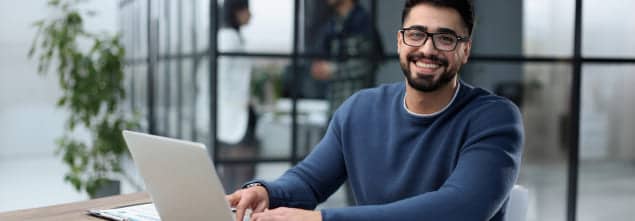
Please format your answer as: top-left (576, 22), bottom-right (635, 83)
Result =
top-left (250, 207), bottom-right (322, 221)
top-left (311, 60), bottom-right (334, 80)
top-left (226, 186), bottom-right (269, 221)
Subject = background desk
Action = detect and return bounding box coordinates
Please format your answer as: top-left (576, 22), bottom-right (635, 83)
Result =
top-left (0, 192), bottom-right (150, 221)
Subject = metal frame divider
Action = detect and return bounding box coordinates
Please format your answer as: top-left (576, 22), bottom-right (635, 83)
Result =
top-left (210, 0), bottom-right (220, 165)
top-left (567, 0), bottom-right (583, 220)
top-left (146, 0), bottom-right (156, 135)
top-left (290, 0), bottom-right (301, 165)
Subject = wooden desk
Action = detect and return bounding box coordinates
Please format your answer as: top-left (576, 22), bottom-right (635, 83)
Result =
top-left (0, 192), bottom-right (151, 221)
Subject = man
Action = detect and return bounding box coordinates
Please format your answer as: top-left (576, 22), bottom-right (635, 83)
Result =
top-left (227, 0), bottom-right (524, 220)
top-left (310, 0), bottom-right (383, 114)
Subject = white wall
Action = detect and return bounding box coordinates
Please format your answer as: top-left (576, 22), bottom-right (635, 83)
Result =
top-left (0, 0), bottom-right (120, 212)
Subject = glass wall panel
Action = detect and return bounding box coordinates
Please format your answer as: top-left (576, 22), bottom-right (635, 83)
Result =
top-left (195, 0), bottom-right (210, 53)
top-left (119, 0), bottom-right (147, 61)
top-left (582, 0), bottom-right (635, 58)
top-left (133, 0), bottom-right (149, 61)
top-left (180, 0), bottom-right (195, 55)
top-left (181, 58), bottom-right (198, 140)
top-left (521, 62), bottom-right (571, 221)
top-left (523, 0), bottom-right (575, 57)
top-left (287, 58), bottom-right (329, 157)
top-left (470, 0), bottom-right (524, 56)
top-left (154, 60), bottom-right (169, 135)
top-left (217, 0), bottom-right (294, 54)
top-left (579, 64), bottom-right (635, 221)
top-left (152, 58), bottom-right (197, 139)
top-left (463, 62), bottom-right (572, 221)
top-left (194, 58), bottom-right (211, 144)
top-left (164, 60), bottom-right (178, 137)
top-left (376, 0), bottom-right (404, 56)
top-left (164, 0), bottom-right (179, 54)
top-left (132, 65), bottom-right (148, 130)
top-left (207, 56), bottom-right (292, 161)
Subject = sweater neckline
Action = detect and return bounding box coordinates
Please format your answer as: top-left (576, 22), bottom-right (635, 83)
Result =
top-left (399, 81), bottom-right (463, 124)
top-left (403, 83), bottom-right (460, 118)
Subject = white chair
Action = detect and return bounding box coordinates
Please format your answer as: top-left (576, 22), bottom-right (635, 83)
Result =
top-left (505, 185), bottom-right (529, 221)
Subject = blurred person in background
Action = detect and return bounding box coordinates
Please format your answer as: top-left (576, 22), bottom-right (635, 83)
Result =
top-left (310, 0), bottom-right (384, 115)
top-left (196, 0), bottom-right (256, 191)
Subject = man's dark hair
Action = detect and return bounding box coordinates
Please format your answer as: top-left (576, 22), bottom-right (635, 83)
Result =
top-left (223, 0), bottom-right (249, 31)
top-left (401, 0), bottom-right (475, 36)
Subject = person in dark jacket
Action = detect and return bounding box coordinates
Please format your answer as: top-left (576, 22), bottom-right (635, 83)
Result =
top-left (310, 0), bottom-right (384, 115)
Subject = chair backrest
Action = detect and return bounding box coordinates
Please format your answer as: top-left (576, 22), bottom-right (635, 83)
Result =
top-left (505, 185), bottom-right (529, 221)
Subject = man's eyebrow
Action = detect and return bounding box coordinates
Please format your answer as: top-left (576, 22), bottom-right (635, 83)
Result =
top-left (436, 27), bottom-right (459, 35)
top-left (404, 25), bottom-right (427, 31)
top-left (404, 26), bottom-right (462, 36)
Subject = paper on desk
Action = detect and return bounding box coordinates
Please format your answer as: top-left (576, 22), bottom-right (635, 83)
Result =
top-left (88, 203), bottom-right (160, 221)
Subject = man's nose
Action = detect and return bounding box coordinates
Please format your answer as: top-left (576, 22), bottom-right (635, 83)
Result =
top-left (418, 37), bottom-right (439, 55)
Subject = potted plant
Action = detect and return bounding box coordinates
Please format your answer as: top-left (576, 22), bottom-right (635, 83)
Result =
top-left (29, 0), bottom-right (140, 198)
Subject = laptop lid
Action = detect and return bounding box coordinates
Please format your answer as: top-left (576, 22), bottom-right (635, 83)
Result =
top-left (122, 130), bottom-right (235, 221)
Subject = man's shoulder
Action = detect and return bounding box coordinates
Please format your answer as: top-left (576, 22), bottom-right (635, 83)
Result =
top-left (458, 83), bottom-right (522, 124)
top-left (464, 85), bottom-right (518, 112)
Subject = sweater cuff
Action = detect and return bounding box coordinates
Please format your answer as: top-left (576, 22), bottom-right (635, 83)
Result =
top-left (321, 207), bottom-right (344, 221)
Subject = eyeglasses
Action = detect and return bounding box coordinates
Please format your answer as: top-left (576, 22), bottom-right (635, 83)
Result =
top-left (399, 27), bottom-right (469, 51)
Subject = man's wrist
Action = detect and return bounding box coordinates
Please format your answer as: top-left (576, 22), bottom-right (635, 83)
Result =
top-left (242, 181), bottom-right (270, 205)
top-left (243, 182), bottom-right (264, 189)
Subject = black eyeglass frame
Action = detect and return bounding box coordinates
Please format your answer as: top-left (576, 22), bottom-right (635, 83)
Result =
top-left (399, 27), bottom-right (470, 51)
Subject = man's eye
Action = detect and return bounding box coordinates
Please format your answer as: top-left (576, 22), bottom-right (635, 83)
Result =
top-left (408, 32), bottom-right (425, 39)
top-left (437, 35), bottom-right (455, 44)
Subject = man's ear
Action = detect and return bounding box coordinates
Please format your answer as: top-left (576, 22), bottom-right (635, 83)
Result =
top-left (396, 31), bottom-right (403, 53)
top-left (462, 40), bottom-right (472, 64)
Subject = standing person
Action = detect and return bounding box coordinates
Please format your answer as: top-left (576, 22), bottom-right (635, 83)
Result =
top-left (196, 0), bottom-right (255, 191)
top-left (227, 0), bottom-right (524, 221)
top-left (310, 0), bottom-right (383, 114)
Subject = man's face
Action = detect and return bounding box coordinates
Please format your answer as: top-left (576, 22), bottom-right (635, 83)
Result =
top-left (397, 3), bottom-right (472, 92)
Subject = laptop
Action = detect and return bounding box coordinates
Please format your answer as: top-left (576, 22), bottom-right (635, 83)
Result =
top-left (122, 130), bottom-right (236, 221)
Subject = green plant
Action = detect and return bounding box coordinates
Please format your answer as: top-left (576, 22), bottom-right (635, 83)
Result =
top-left (29, 0), bottom-right (140, 197)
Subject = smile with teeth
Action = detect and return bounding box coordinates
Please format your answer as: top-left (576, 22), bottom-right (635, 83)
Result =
top-left (414, 61), bottom-right (440, 69)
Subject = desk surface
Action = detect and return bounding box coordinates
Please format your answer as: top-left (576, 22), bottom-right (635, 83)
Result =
top-left (0, 192), bottom-right (151, 221)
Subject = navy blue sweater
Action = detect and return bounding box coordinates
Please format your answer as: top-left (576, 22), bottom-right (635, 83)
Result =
top-left (257, 81), bottom-right (524, 221)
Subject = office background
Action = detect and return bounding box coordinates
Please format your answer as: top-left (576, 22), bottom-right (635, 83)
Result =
top-left (1, 0), bottom-right (634, 221)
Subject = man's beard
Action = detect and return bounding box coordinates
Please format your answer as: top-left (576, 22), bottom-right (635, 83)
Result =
top-left (400, 52), bottom-right (456, 92)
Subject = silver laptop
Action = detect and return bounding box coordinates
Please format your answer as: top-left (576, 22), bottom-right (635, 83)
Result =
top-left (122, 130), bottom-right (235, 221)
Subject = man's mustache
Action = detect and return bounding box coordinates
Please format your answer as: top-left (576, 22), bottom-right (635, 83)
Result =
top-left (406, 52), bottom-right (448, 66)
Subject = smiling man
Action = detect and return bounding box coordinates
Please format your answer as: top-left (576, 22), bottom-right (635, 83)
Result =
top-left (226, 1), bottom-right (524, 221)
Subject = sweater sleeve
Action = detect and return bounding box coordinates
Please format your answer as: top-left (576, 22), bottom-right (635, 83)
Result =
top-left (321, 100), bottom-right (524, 221)
top-left (257, 112), bottom-right (348, 210)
